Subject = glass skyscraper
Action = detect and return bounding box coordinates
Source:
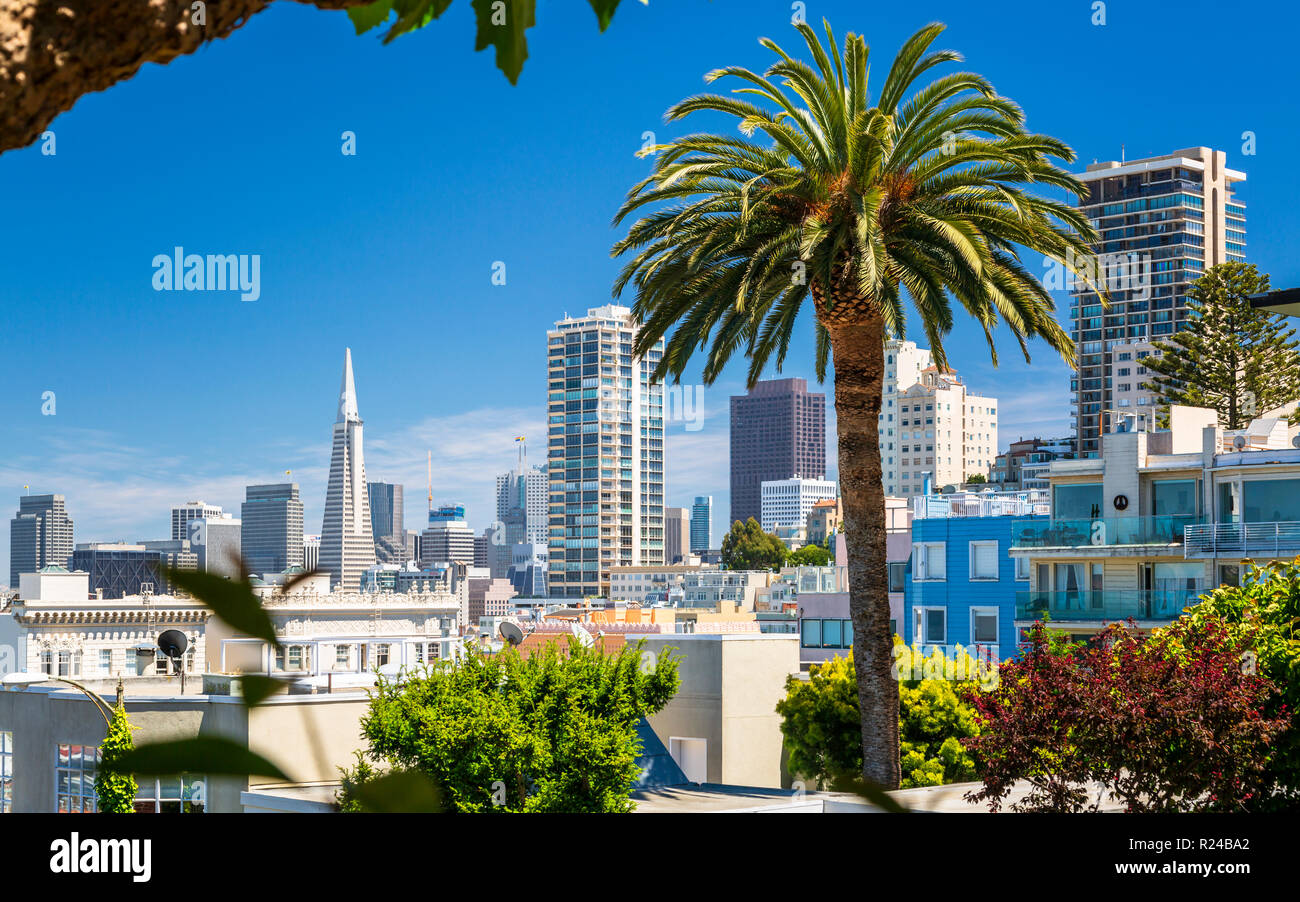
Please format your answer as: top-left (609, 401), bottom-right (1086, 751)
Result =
top-left (690, 495), bottom-right (712, 553)
top-left (547, 305), bottom-right (665, 598)
top-left (1070, 147), bottom-right (1246, 457)
top-left (241, 483), bottom-right (304, 578)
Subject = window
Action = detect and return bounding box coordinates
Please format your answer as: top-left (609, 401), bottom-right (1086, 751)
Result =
top-left (1151, 479), bottom-right (1197, 517)
top-left (0, 732), bottom-right (11, 813)
top-left (887, 561), bottom-right (906, 593)
top-left (822, 620), bottom-right (843, 648)
top-left (842, 619), bottom-right (854, 648)
top-left (134, 776), bottom-right (205, 814)
top-left (274, 645), bottom-right (312, 673)
top-left (801, 618), bottom-right (821, 647)
top-left (912, 542), bottom-right (946, 580)
top-left (1015, 555), bottom-right (1030, 580)
top-left (56, 744), bottom-right (100, 813)
top-left (374, 644), bottom-right (391, 668)
top-left (40, 651), bottom-right (52, 675)
top-left (969, 541), bottom-right (998, 580)
top-left (98, 649), bottom-right (113, 675)
top-left (914, 608), bottom-right (947, 645)
top-left (334, 645), bottom-right (352, 670)
top-left (971, 608), bottom-right (999, 645)
top-left (1053, 483), bottom-right (1102, 520)
top-left (1243, 478), bottom-right (1300, 523)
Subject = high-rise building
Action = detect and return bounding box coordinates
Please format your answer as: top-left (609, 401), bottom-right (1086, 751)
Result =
top-left (420, 504), bottom-right (476, 567)
top-left (887, 366), bottom-right (997, 496)
top-left (186, 515), bottom-right (242, 579)
top-left (878, 338), bottom-right (935, 495)
top-left (690, 495), bottom-right (712, 553)
top-left (1069, 147), bottom-right (1246, 457)
top-left (240, 483), bottom-right (303, 578)
top-left (547, 305), bottom-right (666, 598)
top-left (71, 541), bottom-right (197, 598)
top-left (9, 493), bottom-right (74, 587)
top-left (761, 478), bottom-right (838, 533)
top-left (495, 464), bottom-right (548, 546)
top-left (320, 348), bottom-right (377, 590)
top-left (729, 379), bottom-right (826, 526)
top-left (367, 482), bottom-right (406, 564)
top-left (664, 506), bottom-right (690, 564)
top-left (170, 501), bottom-right (223, 542)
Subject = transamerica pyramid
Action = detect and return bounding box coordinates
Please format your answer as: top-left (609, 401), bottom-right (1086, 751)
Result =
top-left (320, 348), bottom-right (376, 591)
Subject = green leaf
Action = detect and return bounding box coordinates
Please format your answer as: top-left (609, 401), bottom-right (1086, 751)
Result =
top-left (350, 771), bottom-right (444, 813)
top-left (157, 564), bottom-right (280, 648)
top-left (586, 0), bottom-right (625, 31)
top-left (348, 0), bottom-right (396, 34)
top-left (383, 0), bottom-right (456, 43)
top-left (830, 773), bottom-right (911, 813)
top-left (471, 0), bottom-right (537, 85)
top-left (103, 737), bottom-right (292, 782)
top-left (239, 675), bottom-right (290, 708)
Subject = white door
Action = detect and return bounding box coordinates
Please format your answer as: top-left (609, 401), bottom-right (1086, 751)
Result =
top-left (669, 737), bottom-right (708, 784)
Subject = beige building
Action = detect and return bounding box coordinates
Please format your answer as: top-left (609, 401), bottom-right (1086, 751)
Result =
top-left (1012, 405), bottom-right (1300, 641)
top-left (885, 365), bottom-right (997, 496)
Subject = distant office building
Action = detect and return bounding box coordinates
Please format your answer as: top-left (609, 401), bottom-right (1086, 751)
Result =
top-left (171, 501), bottom-right (223, 542)
top-left (367, 482), bottom-right (406, 564)
top-left (1070, 147), bottom-right (1246, 457)
top-left (403, 529), bottom-right (422, 565)
top-left (730, 379), bottom-right (826, 526)
top-left (466, 574), bottom-right (518, 622)
top-left (303, 535), bottom-right (320, 573)
top-left (71, 542), bottom-right (197, 599)
top-left (761, 478), bottom-right (838, 533)
top-left (9, 493), bottom-right (74, 588)
top-left (241, 483), bottom-right (304, 578)
top-left (547, 305), bottom-right (666, 598)
top-left (506, 543), bottom-right (548, 597)
top-left (421, 504), bottom-right (476, 567)
top-left (690, 496), bottom-right (712, 553)
top-left (992, 437), bottom-right (1076, 491)
top-left (885, 365), bottom-right (997, 497)
top-left (664, 507), bottom-right (690, 564)
top-left (320, 349), bottom-right (377, 590)
top-left (496, 463), bottom-right (548, 546)
top-left (186, 516), bottom-right (242, 579)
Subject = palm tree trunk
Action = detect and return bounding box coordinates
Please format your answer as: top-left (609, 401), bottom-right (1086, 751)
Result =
top-left (829, 316), bottom-right (901, 790)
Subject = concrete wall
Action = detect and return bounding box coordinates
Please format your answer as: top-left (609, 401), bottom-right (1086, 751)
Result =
top-left (639, 634), bottom-right (797, 789)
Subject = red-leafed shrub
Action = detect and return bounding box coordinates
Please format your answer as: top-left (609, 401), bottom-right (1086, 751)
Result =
top-left (965, 617), bottom-right (1289, 812)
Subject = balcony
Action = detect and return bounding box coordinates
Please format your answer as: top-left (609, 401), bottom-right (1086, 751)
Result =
top-left (1184, 521), bottom-right (1300, 559)
top-left (1011, 516), bottom-right (1197, 549)
top-left (1014, 586), bottom-right (1208, 623)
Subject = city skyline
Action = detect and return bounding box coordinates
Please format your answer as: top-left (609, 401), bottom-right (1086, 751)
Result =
top-left (2, 1), bottom-right (1297, 584)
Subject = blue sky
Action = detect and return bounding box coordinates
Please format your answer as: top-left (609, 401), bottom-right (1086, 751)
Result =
top-left (1, 0), bottom-right (1297, 583)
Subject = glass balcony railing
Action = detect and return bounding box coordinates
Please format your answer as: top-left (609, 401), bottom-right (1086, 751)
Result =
top-left (1010, 516), bottom-right (1198, 549)
top-left (1184, 521), bottom-right (1300, 557)
top-left (1014, 586), bottom-right (1209, 623)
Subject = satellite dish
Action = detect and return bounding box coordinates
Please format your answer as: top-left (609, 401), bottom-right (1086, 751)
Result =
top-left (1233, 434), bottom-right (1248, 451)
top-left (570, 622), bottom-right (595, 648)
top-left (499, 621), bottom-right (525, 646)
top-left (157, 629), bottom-right (188, 659)
top-left (1291, 435), bottom-right (1300, 449)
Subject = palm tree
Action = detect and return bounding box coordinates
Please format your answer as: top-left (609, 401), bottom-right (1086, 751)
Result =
top-left (611, 20), bottom-right (1099, 788)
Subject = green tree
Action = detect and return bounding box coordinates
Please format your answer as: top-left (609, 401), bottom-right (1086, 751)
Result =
top-left (346, 639), bottom-right (680, 812)
top-left (787, 543), bottom-right (831, 566)
top-left (612, 21), bottom-right (1093, 788)
top-left (965, 473), bottom-right (986, 484)
top-left (720, 518), bottom-right (789, 571)
top-left (1142, 263), bottom-right (1300, 429)
top-left (777, 646), bottom-right (982, 791)
top-left (95, 704), bottom-right (138, 813)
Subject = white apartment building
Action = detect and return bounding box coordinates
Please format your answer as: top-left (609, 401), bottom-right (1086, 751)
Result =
top-left (884, 365), bottom-right (997, 497)
top-left (760, 477), bottom-right (838, 533)
top-left (171, 501), bottom-right (224, 541)
top-left (547, 305), bottom-right (666, 599)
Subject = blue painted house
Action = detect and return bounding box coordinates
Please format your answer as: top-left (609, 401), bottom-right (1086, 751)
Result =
top-left (903, 490), bottom-right (1048, 664)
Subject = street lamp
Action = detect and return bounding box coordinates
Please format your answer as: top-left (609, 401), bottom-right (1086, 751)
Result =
top-left (2, 672), bottom-right (117, 725)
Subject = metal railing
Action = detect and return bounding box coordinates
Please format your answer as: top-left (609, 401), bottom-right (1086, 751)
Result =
top-left (1184, 521), bottom-right (1300, 558)
top-left (1014, 586), bottom-right (1208, 622)
top-left (1011, 516), bottom-right (1198, 549)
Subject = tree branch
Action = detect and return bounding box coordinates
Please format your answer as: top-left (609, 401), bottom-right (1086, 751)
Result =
top-left (0, 0), bottom-right (370, 154)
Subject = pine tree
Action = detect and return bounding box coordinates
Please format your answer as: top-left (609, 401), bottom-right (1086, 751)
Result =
top-left (1142, 263), bottom-right (1300, 429)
